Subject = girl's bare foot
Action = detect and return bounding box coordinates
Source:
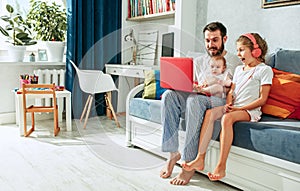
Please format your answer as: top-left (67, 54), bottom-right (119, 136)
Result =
top-left (181, 157), bottom-right (205, 172)
top-left (160, 152), bottom-right (181, 178)
top-left (170, 168), bottom-right (195, 185)
top-left (207, 166), bottom-right (226, 181)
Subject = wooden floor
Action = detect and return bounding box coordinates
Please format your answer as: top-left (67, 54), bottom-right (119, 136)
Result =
top-left (0, 115), bottom-right (241, 191)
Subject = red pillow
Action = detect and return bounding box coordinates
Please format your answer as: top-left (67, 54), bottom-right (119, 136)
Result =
top-left (262, 68), bottom-right (300, 119)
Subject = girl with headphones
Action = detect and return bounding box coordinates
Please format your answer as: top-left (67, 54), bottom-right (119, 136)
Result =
top-left (182, 33), bottom-right (273, 181)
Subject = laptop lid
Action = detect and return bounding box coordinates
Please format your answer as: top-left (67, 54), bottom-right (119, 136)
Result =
top-left (160, 57), bottom-right (194, 92)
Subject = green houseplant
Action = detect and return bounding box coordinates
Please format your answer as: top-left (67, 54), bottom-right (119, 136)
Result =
top-left (0, 4), bottom-right (37, 61)
top-left (27, 0), bottom-right (67, 62)
top-left (0, 4), bottom-right (36, 46)
top-left (26, 0), bottom-right (67, 41)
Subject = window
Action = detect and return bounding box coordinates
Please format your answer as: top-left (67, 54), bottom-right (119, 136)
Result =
top-left (0, 0), bottom-right (66, 50)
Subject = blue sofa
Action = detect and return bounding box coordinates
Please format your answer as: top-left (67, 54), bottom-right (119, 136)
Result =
top-left (126, 49), bottom-right (300, 191)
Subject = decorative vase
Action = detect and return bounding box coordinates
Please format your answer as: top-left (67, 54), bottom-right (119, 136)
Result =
top-left (45, 41), bottom-right (65, 62)
top-left (7, 45), bottom-right (26, 62)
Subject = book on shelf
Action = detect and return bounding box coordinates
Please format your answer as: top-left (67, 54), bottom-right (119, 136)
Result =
top-left (128, 0), bottom-right (175, 18)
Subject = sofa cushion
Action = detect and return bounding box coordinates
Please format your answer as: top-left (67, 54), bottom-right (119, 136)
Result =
top-left (142, 70), bottom-right (167, 100)
top-left (213, 116), bottom-right (300, 164)
top-left (129, 98), bottom-right (161, 124)
top-left (262, 68), bottom-right (300, 119)
top-left (273, 49), bottom-right (300, 75)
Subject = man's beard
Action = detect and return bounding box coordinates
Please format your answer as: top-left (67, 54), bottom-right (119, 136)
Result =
top-left (207, 42), bottom-right (224, 57)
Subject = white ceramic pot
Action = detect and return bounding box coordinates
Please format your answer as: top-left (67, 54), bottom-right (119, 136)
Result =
top-left (45, 41), bottom-right (66, 62)
top-left (7, 45), bottom-right (26, 62)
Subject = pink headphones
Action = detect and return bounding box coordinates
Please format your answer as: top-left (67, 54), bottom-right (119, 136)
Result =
top-left (242, 33), bottom-right (262, 58)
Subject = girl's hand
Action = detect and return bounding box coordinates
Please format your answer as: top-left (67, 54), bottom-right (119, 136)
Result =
top-left (224, 104), bottom-right (241, 113)
top-left (224, 103), bottom-right (232, 113)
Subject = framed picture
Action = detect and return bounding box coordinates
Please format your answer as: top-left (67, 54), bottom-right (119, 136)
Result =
top-left (262, 0), bottom-right (300, 8)
top-left (38, 49), bottom-right (48, 61)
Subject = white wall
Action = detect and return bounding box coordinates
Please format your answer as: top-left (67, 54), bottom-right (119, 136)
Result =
top-left (202, 0), bottom-right (300, 54)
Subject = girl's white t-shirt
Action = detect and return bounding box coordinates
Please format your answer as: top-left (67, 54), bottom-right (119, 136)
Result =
top-left (232, 63), bottom-right (273, 107)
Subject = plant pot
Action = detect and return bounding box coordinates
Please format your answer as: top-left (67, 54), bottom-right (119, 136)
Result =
top-left (7, 45), bottom-right (26, 62)
top-left (45, 41), bottom-right (65, 62)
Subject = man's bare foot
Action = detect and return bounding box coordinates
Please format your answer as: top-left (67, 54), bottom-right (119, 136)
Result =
top-left (207, 166), bottom-right (226, 181)
top-left (160, 152), bottom-right (181, 178)
top-left (181, 157), bottom-right (205, 172)
top-left (170, 168), bottom-right (195, 185)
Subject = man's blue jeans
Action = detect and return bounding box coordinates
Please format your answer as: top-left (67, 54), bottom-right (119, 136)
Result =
top-left (161, 90), bottom-right (225, 161)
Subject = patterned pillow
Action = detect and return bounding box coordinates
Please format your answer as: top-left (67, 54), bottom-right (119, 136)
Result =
top-left (142, 70), bottom-right (166, 100)
top-left (262, 68), bottom-right (300, 119)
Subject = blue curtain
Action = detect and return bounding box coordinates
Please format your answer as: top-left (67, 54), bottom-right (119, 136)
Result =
top-left (65, 0), bottom-right (121, 118)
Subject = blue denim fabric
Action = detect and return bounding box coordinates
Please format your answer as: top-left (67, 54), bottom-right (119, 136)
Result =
top-left (161, 89), bottom-right (225, 161)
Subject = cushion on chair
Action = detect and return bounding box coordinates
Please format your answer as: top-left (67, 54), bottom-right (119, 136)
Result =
top-left (142, 70), bottom-right (166, 100)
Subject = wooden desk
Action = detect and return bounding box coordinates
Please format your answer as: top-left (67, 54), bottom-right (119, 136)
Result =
top-left (15, 90), bottom-right (72, 136)
top-left (106, 64), bottom-right (158, 85)
top-left (105, 64), bottom-right (157, 77)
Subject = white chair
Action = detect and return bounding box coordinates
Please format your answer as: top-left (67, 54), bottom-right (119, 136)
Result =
top-left (70, 60), bottom-right (120, 128)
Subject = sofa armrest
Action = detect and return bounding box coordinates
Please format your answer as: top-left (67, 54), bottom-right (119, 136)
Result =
top-left (126, 84), bottom-right (144, 101)
top-left (125, 84), bottom-right (144, 146)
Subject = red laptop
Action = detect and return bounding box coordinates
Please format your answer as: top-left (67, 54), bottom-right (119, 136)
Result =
top-left (160, 57), bottom-right (194, 92)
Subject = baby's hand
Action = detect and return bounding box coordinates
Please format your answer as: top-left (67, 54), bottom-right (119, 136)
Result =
top-left (193, 84), bottom-right (202, 92)
top-left (217, 79), bottom-right (224, 85)
top-left (194, 83), bottom-right (208, 92)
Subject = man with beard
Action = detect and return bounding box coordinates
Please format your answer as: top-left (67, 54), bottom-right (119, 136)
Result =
top-left (159, 21), bottom-right (241, 185)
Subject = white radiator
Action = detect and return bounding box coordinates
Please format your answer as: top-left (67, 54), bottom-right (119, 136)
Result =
top-left (33, 69), bottom-right (66, 122)
top-left (34, 69), bottom-right (65, 86)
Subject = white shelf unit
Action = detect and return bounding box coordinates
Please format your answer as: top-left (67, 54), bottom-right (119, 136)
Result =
top-left (114, 0), bottom-right (198, 113)
top-left (122, 0), bottom-right (199, 63)
top-left (126, 11), bottom-right (175, 22)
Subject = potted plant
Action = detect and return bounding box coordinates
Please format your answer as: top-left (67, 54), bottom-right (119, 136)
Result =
top-left (26, 0), bottom-right (67, 62)
top-left (0, 4), bottom-right (37, 61)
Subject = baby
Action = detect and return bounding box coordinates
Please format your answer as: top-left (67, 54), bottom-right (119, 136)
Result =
top-left (194, 56), bottom-right (232, 97)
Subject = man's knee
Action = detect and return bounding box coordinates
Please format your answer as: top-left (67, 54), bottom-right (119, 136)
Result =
top-left (187, 95), bottom-right (210, 109)
top-left (162, 90), bottom-right (176, 102)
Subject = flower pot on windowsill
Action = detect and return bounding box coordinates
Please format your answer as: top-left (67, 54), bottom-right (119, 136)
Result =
top-left (0, 4), bottom-right (36, 62)
top-left (7, 44), bottom-right (26, 62)
top-left (27, 0), bottom-right (67, 62)
top-left (45, 41), bottom-right (65, 62)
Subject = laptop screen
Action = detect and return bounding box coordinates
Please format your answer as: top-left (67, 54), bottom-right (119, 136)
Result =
top-left (161, 32), bottom-right (174, 57)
